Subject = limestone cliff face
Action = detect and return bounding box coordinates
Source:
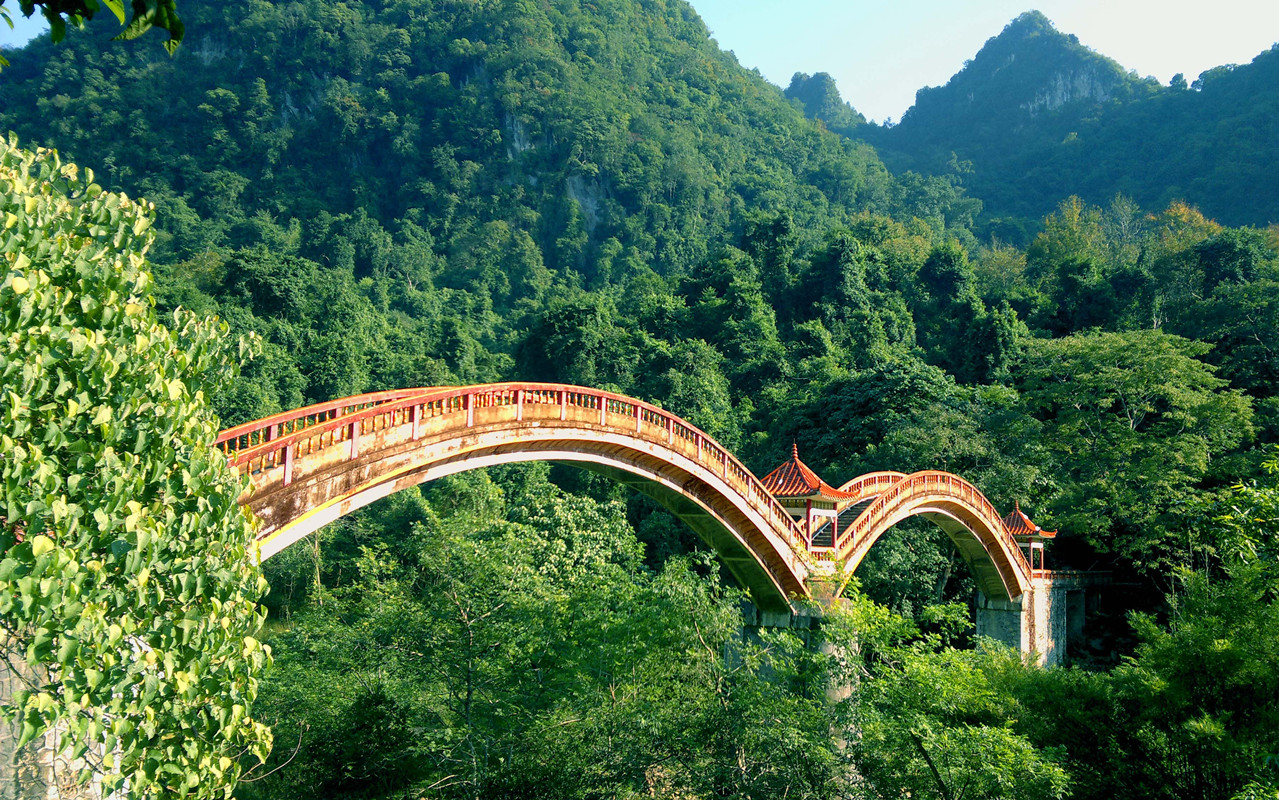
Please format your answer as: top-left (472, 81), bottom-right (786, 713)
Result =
top-left (1022, 66), bottom-right (1116, 116)
top-left (565, 174), bottom-right (606, 235)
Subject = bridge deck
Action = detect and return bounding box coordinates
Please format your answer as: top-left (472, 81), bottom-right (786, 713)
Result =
top-left (217, 383), bottom-right (1037, 609)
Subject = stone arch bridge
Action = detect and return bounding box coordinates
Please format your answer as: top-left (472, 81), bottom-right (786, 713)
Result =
top-left (217, 383), bottom-right (1084, 664)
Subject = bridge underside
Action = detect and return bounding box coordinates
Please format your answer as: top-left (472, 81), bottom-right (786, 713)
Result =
top-left (217, 384), bottom-right (1064, 656)
top-left (565, 460), bottom-right (797, 609)
top-left (247, 426), bottom-right (807, 613)
top-left (843, 498), bottom-right (1028, 604)
top-left (915, 509), bottom-right (1021, 601)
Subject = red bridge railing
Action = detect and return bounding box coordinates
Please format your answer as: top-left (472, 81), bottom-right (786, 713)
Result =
top-left (216, 387), bottom-right (1045, 585)
top-left (834, 471), bottom-right (908, 502)
top-left (216, 383), bottom-right (811, 558)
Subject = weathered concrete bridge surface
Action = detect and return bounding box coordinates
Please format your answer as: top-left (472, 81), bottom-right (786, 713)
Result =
top-left (216, 382), bottom-right (1082, 664)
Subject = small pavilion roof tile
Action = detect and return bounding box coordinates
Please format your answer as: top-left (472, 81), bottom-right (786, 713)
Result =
top-left (761, 444), bottom-right (856, 500)
top-left (1003, 502), bottom-right (1057, 538)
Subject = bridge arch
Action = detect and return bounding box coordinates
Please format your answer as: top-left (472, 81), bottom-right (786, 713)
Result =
top-left (217, 384), bottom-right (813, 613)
top-left (218, 385), bottom-right (1040, 617)
top-left (824, 471), bottom-right (1033, 602)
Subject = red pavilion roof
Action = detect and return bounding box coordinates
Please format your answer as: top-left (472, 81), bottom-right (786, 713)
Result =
top-left (1002, 502), bottom-right (1057, 538)
top-left (761, 444), bottom-right (856, 500)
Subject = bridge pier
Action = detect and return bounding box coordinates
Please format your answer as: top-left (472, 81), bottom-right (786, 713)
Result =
top-left (739, 601), bottom-right (821, 632)
top-left (976, 573), bottom-right (1100, 666)
top-left (743, 578), bottom-right (1079, 668)
top-left (974, 592), bottom-right (1030, 656)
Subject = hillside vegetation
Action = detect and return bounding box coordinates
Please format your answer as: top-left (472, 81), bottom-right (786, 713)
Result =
top-left (3, 1), bottom-right (1279, 798)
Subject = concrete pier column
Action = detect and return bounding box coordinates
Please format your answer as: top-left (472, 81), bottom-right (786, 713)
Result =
top-left (976, 578), bottom-right (1072, 666)
top-left (975, 592), bottom-right (1028, 655)
top-left (1066, 589), bottom-right (1087, 651)
top-left (1028, 577), bottom-right (1067, 666)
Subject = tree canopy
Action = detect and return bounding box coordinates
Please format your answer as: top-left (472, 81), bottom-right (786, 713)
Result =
top-left (0, 136), bottom-right (269, 798)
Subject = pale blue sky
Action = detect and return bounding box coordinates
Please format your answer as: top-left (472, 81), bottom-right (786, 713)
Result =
top-left (1, 7), bottom-right (45, 48)
top-left (3, 1), bottom-right (1278, 123)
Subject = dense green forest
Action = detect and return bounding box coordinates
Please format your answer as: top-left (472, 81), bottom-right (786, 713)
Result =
top-left (3, 0), bottom-right (1279, 798)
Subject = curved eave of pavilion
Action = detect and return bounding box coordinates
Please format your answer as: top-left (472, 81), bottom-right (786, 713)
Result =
top-left (1003, 501), bottom-right (1057, 539)
top-left (761, 444), bottom-right (856, 502)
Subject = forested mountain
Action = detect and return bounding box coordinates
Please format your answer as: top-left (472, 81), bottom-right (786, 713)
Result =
top-left (853, 10), bottom-right (1279, 236)
top-left (0, 0), bottom-right (989, 432)
top-left (5, 1), bottom-right (1279, 798)
top-left (0, 0), bottom-right (955, 274)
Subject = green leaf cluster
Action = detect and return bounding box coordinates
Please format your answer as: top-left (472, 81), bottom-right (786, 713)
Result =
top-left (0, 0), bottom-right (182, 67)
top-left (0, 136), bottom-right (270, 798)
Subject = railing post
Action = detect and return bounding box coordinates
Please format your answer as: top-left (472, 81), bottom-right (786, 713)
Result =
top-left (283, 444), bottom-right (294, 487)
top-left (412, 403), bottom-right (422, 440)
top-left (265, 423), bottom-right (277, 443)
top-left (516, 389), bottom-right (524, 422)
top-left (666, 416), bottom-right (672, 445)
top-left (560, 390), bottom-right (567, 421)
top-left (636, 405), bottom-right (642, 433)
top-left (466, 392), bottom-right (474, 427)
top-left (349, 418), bottom-right (361, 460)
top-left (600, 396), bottom-right (607, 426)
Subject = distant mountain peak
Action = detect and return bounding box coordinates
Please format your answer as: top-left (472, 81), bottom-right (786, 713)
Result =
top-left (892, 10), bottom-right (1149, 132)
top-left (977, 10), bottom-right (1096, 68)
top-left (1002, 9), bottom-right (1057, 38)
top-left (859, 9), bottom-right (1279, 230)
top-left (784, 71), bottom-right (866, 134)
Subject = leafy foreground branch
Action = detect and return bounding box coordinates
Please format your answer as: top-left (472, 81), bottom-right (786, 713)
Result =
top-left (0, 0), bottom-right (183, 70)
top-left (0, 136), bottom-right (270, 798)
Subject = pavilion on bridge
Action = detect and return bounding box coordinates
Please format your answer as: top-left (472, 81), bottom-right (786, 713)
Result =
top-left (1003, 501), bottom-right (1057, 572)
top-left (759, 445), bottom-right (861, 554)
